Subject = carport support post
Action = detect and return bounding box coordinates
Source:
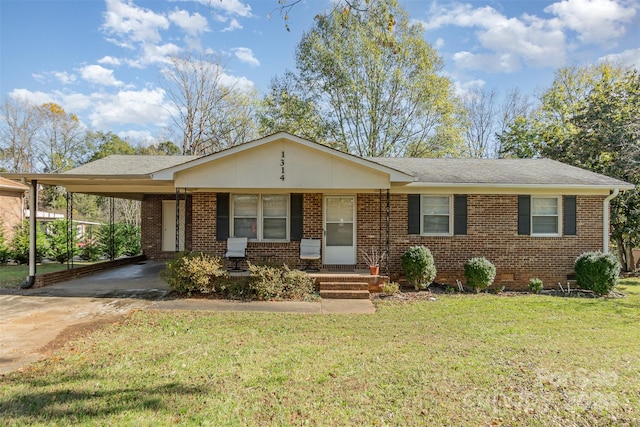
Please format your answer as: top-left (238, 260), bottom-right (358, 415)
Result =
top-left (28, 180), bottom-right (38, 279)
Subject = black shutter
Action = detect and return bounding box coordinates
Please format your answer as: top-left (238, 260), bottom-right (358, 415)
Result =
top-left (454, 195), bottom-right (467, 235)
top-left (408, 194), bottom-right (420, 235)
top-left (290, 193), bottom-right (303, 241)
top-left (518, 195), bottom-right (531, 235)
top-left (216, 193), bottom-right (230, 241)
top-left (563, 195), bottom-right (577, 236)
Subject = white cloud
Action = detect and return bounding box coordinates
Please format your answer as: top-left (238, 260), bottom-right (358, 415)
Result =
top-left (9, 87), bottom-right (174, 131)
top-left (54, 71), bottom-right (77, 85)
top-left (419, 3), bottom-right (567, 72)
top-left (127, 43), bottom-right (182, 68)
top-left (98, 56), bottom-right (122, 66)
top-left (79, 64), bottom-right (124, 87)
top-left (32, 71), bottom-right (77, 85)
top-left (193, 0), bottom-right (252, 17)
top-left (221, 18), bottom-right (243, 32)
top-left (102, 0), bottom-right (169, 46)
top-left (544, 0), bottom-right (637, 44)
top-left (169, 9), bottom-right (209, 36)
top-left (219, 74), bottom-right (255, 93)
top-left (118, 129), bottom-right (156, 143)
top-left (453, 79), bottom-right (486, 97)
top-left (8, 89), bottom-right (58, 106)
top-left (232, 47), bottom-right (259, 67)
top-left (600, 48), bottom-right (640, 69)
top-left (88, 88), bottom-right (173, 129)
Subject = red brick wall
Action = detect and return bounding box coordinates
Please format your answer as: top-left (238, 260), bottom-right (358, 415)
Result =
top-left (142, 191), bottom-right (606, 290)
top-left (141, 194), bottom-right (192, 260)
top-left (378, 193), bottom-right (605, 290)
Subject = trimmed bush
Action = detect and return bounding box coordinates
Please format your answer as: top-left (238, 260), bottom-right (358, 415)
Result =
top-left (0, 222), bottom-right (11, 264)
top-left (381, 282), bottom-right (400, 294)
top-left (45, 219), bottom-right (79, 264)
top-left (161, 252), bottom-right (228, 295)
top-left (464, 257), bottom-right (496, 293)
top-left (401, 246), bottom-right (437, 290)
top-left (574, 251), bottom-right (620, 296)
top-left (528, 278), bottom-right (544, 294)
top-left (95, 223), bottom-right (141, 259)
top-left (248, 263), bottom-right (315, 300)
top-left (79, 241), bottom-right (103, 261)
top-left (11, 220), bottom-right (49, 264)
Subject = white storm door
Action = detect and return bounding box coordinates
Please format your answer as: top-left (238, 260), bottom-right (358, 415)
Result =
top-left (324, 195), bottom-right (356, 265)
top-left (162, 200), bottom-right (185, 251)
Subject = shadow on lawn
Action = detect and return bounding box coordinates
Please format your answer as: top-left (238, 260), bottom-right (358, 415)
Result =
top-left (0, 381), bottom-right (204, 422)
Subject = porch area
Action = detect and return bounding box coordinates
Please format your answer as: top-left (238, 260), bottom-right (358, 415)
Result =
top-left (229, 268), bottom-right (389, 299)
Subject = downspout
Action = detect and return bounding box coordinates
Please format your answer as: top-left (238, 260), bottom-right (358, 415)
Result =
top-left (602, 188), bottom-right (620, 254)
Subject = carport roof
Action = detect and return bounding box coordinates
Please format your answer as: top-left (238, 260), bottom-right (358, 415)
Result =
top-left (65, 155), bottom-right (200, 176)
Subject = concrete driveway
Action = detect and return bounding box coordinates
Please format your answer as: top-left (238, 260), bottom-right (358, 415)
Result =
top-left (0, 261), bottom-right (375, 374)
top-left (0, 261), bottom-right (168, 375)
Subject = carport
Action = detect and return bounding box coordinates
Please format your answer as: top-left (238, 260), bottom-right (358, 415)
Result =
top-left (3, 155), bottom-right (195, 287)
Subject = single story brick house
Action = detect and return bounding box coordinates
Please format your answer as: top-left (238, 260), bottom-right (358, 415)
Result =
top-left (5, 132), bottom-right (632, 290)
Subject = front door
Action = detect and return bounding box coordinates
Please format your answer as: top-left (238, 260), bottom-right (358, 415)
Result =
top-left (162, 200), bottom-right (185, 252)
top-left (324, 195), bottom-right (356, 264)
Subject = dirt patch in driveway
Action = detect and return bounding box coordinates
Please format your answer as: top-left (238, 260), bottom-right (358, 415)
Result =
top-left (0, 295), bottom-right (150, 375)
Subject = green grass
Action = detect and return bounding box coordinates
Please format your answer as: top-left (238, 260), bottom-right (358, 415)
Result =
top-left (2, 281), bottom-right (640, 426)
top-left (0, 262), bottom-right (96, 288)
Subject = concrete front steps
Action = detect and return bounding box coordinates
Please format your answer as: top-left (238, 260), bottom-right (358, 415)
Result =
top-left (319, 282), bottom-right (370, 299)
top-left (311, 272), bottom-right (389, 299)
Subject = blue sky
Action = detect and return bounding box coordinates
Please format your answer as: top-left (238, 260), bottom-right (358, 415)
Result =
top-left (1, 0), bottom-right (638, 143)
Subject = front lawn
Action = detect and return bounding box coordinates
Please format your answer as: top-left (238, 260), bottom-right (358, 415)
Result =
top-left (1, 280), bottom-right (639, 426)
top-left (0, 262), bottom-right (96, 288)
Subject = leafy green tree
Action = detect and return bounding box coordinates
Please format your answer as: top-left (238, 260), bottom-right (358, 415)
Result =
top-left (499, 64), bottom-right (640, 270)
top-left (0, 221), bottom-right (11, 264)
top-left (290, 0), bottom-right (463, 157)
top-left (139, 141), bottom-right (181, 155)
top-left (88, 131), bottom-right (136, 161)
top-left (11, 220), bottom-right (49, 264)
top-left (45, 219), bottom-right (78, 264)
top-left (571, 70), bottom-right (640, 270)
top-left (96, 223), bottom-right (141, 259)
top-left (258, 73), bottom-right (333, 143)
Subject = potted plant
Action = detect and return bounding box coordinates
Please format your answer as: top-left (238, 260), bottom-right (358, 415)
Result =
top-left (360, 247), bottom-right (386, 275)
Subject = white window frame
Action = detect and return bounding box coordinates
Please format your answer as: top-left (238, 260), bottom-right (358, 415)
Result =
top-left (231, 194), bottom-right (289, 241)
top-left (421, 195), bottom-right (453, 236)
top-left (531, 196), bottom-right (562, 237)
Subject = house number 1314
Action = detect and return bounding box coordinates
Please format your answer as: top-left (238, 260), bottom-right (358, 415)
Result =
top-left (280, 151), bottom-right (285, 181)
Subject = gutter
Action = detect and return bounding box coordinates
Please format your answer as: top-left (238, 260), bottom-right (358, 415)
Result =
top-left (603, 188), bottom-right (620, 254)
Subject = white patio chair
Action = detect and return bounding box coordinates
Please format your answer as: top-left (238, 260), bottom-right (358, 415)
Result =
top-left (300, 238), bottom-right (321, 271)
top-left (225, 237), bottom-right (248, 271)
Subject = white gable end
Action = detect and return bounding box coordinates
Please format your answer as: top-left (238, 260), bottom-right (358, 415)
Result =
top-left (173, 139), bottom-right (392, 190)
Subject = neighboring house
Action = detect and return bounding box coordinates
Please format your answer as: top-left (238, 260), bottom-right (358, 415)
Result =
top-left (0, 176), bottom-right (28, 240)
top-left (24, 209), bottom-right (101, 244)
top-left (3, 133), bottom-right (633, 290)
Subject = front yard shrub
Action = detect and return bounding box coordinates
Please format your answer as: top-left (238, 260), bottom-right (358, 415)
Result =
top-left (528, 278), bottom-right (544, 294)
top-left (79, 241), bottom-right (102, 261)
top-left (401, 246), bottom-right (437, 290)
top-left (11, 220), bottom-right (49, 264)
top-left (45, 219), bottom-right (79, 264)
top-left (0, 222), bottom-right (11, 264)
top-left (574, 251), bottom-right (621, 296)
top-left (95, 223), bottom-right (141, 259)
top-left (381, 282), bottom-right (400, 294)
top-left (248, 263), bottom-right (315, 300)
top-left (464, 257), bottom-right (496, 293)
top-left (161, 252), bottom-right (228, 295)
